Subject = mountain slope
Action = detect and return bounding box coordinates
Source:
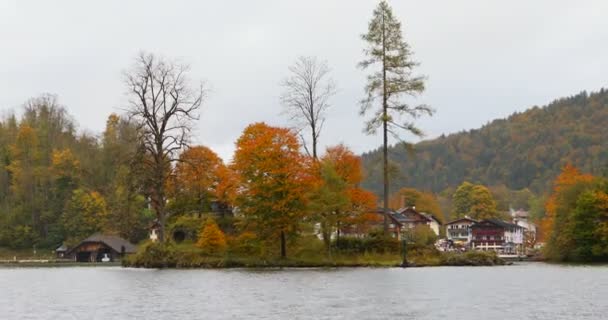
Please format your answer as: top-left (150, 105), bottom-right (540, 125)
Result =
top-left (361, 89), bottom-right (608, 194)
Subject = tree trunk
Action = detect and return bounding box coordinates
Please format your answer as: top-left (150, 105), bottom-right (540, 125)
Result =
top-left (280, 230), bottom-right (287, 258)
top-left (312, 127), bottom-right (318, 160)
top-left (321, 221), bottom-right (332, 258)
top-left (152, 158), bottom-right (167, 243)
top-left (159, 209), bottom-right (166, 243)
top-left (152, 192), bottom-right (166, 243)
top-left (336, 220), bottom-right (341, 244)
top-left (381, 8), bottom-right (389, 234)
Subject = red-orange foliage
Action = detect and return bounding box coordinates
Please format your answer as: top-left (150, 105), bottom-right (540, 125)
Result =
top-left (323, 144), bottom-right (363, 185)
top-left (215, 165), bottom-right (238, 205)
top-left (232, 122), bottom-right (314, 257)
top-left (172, 146), bottom-right (223, 195)
top-left (320, 144), bottom-right (378, 229)
top-left (322, 145), bottom-right (376, 207)
top-left (540, 164), bottom-right (594, 242)
top-left (170, 145), bottom-right (237, 208)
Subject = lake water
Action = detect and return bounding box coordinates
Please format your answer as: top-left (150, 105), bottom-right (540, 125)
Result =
top-left (0, 263), bottom-right (606, 320)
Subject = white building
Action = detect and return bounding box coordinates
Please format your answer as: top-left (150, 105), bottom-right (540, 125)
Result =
top-left (445, 217), bottom-right (477, 246)
top-left (471, 219), bottom-right (525, 254)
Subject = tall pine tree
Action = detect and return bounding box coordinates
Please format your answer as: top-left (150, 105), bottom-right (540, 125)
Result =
top-left (359, 1), bottom-right (432, 232)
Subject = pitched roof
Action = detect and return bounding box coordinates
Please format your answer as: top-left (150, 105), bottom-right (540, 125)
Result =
top-left (421, 212), bottom-right (441, 224)
top-left (473, 219), bottom-right (523, 229)
top-left (67, 233), bottom-right (137, 254)
top-left (395, 207), bottom-right (433, 223)
top-left (445, 217), bottom-right (478, 225)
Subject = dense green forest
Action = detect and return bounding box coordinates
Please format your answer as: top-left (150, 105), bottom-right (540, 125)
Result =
top-left (0, 95), bottom-right (152, 249)
top-left (362, 89), bottom-right (608, 196)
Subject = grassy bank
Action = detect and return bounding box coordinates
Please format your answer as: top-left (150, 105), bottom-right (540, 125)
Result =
top-left (122, 241), bottom-right (506, 269)
top-left (0, 247), bottom-right (54, 260)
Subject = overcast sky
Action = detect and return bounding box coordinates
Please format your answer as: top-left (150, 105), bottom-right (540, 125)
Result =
top-left (1, 1), bottom-right (607, 161)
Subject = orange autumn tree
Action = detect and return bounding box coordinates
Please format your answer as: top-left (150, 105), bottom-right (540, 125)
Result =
top-left (196, 217), bottom-right (227, 254)
top-left (232, 123), bottom-right (313, 258)
top-left (313, 144), bottom-right (377, 244)
top-left (215, 165), bottom-right (239, 209)
top-left (542, 164), bottom-right (595, 257)
top-left (169, 146), bottom-right (234, 215)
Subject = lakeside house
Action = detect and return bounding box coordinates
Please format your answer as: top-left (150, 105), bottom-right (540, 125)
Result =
top-left (470, 219), bottom-right (525, 254)
top-left (61, 233), bottom-right (137, 262)
top-left (337, 206), bottom-right (440, 240)
top-left (445, 217), bottom-right (477, 246)
top-left (394, 207), bottom-right (441, 236)
top-left (339, 208), bottom-right (403, 239)
top-left (443, 210), bottom-right (537, 254)
top-left (510, 209), bottom-right (538, 246)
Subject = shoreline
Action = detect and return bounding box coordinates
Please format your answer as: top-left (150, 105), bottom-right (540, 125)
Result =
top-left (0, 258), bottom-right (509, 268)
top-left (0, 260), bottom-right (122, 267)
top-left (1, 262), bottom-right (511, 268)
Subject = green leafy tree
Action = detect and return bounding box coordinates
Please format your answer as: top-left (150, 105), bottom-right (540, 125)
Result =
top-left (453, 182), bottom-right (475, 217)
top-left (469, 185), bottom-right (499, 220)
top-left (309, 161), bottom-right (351, 256)
top-left (359, 0), bottom-right (433, 233)
top-left (44, 148), bottom-right (81, 245)
top-left (528, 195), bottom-right (547, 222)
top-left (107, 165), bottom-right (151, 243)
top-left (61, 189), bottom-right (108, 245)
top-left (453, 182), bottom-right (499, 220)
top-left (568, 190), bottom-right (608, 261)
top-left (6, 125), bottom-right (45, 238)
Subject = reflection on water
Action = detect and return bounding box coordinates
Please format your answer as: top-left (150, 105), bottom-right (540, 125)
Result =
top-left (0, 263), bottom-right (606, 320)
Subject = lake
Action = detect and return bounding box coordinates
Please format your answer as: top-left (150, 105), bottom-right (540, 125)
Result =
top-left (0, 263), bottom-right (606, 320)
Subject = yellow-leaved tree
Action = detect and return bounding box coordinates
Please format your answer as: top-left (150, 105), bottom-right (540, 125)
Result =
top-left (196, 217), bottom-right (227, 254)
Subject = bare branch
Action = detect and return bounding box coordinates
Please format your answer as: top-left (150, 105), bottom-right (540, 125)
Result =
top-left (123, 52), bottom-right (206, 242)
top-left (280, 56), bottom-right (337, 159)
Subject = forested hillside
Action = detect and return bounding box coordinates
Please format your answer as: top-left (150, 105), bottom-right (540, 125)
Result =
top-left (0, 95), bottom-right (152, 249)
top-left (361, 89), bottom-right (608, 195)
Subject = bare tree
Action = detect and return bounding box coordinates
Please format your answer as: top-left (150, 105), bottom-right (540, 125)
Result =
top-left (124, 52), bottom-right (205, 242)
top-left (280, 56), bottom-right (336, 159)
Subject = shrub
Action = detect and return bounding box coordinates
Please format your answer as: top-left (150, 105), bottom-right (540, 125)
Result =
top-left (404, 225), bottom-right (438, 246)
top-left (441, 250), bottom-right (505, 266)
top-left (196, 218), bottom-right (227, 254)
top-left (125, 241), bottom-right (178, 268)
top-left (228, 232), bottom-right (260, 256)
top-left (125, 241), bottom-right (226, 268)
top-left (168, 215), bottom-right (205, 243)
top-left (406, 243), bottom-right (441, 266)
top-left (334, 236), bottom-right (400, 254)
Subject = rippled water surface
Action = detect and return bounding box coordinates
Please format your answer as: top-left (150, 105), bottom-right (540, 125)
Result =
top-left (0, 263), bottom-right (606, 320)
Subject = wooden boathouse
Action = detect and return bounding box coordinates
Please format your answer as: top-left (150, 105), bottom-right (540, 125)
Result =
top-left (65, 233), bottom-right (137, 262)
